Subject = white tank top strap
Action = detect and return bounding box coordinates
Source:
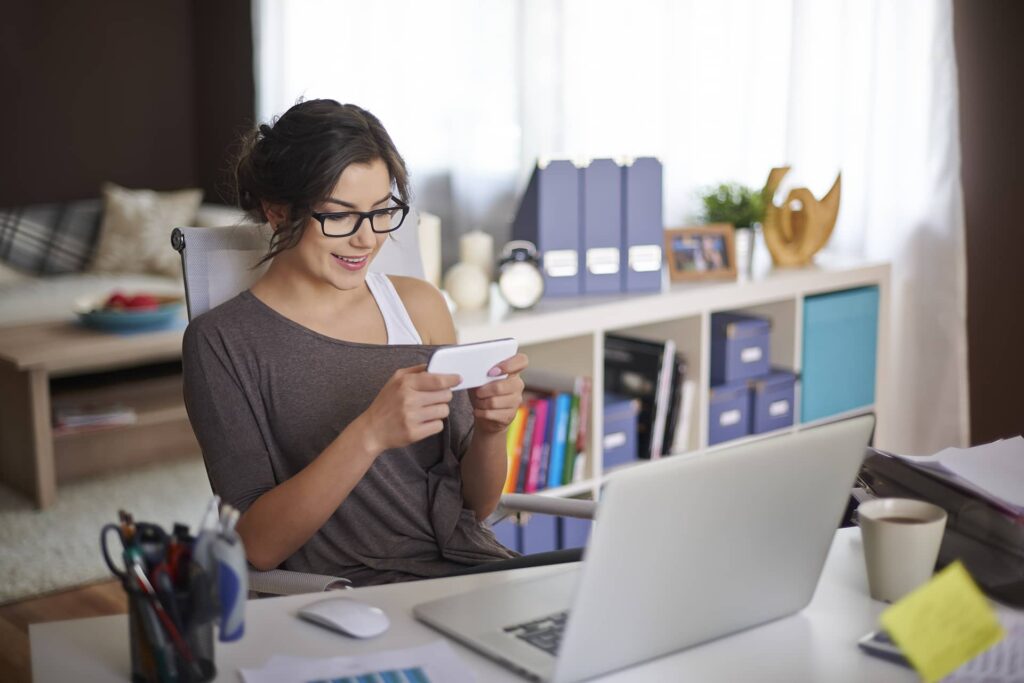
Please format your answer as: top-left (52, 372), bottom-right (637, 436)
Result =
top-left (365, 272), bottom-right (424, 345)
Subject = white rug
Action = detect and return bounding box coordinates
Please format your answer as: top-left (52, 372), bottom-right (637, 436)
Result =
top-left (0, 457), bottom-right (213, 605)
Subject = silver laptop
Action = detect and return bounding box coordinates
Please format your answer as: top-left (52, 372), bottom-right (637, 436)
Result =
top-left (414, 415), bottom-right (874, 682)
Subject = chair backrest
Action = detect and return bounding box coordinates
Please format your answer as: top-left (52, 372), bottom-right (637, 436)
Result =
top-left (171, 209), bottom-right (427, 320)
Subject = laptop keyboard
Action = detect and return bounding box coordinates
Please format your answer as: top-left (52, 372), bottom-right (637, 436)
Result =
top-left (503, 610), bottom-right (569, 655)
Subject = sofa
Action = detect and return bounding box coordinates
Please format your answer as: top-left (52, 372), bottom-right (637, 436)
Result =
top-left (0, 186), bottom-right (246, 327)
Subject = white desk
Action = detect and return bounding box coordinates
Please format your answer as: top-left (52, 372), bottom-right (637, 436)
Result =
top-left (32, 527), bottom-right (916, 682)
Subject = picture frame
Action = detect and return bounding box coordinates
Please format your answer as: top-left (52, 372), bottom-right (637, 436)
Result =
top-left (663, 224), bottom-right (737, 282)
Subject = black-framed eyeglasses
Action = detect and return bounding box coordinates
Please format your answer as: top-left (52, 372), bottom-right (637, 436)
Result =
top-left (310, 197), bottom-right (410, 238)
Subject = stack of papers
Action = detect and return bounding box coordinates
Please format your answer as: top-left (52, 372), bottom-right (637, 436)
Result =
top-left (877, 437), bottom-right (1024, 517)
top-left (239, 641), bottom-right (476, 683)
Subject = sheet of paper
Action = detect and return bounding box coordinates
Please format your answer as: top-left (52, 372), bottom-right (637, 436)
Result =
top-left (938, 437), bottom-right (1024, 508)
top-left (238, 640), bottom-right (476, 683)
top-left (942, 605), bottom-right (1024, 682)
top-left (880, 561), bottom-right (1005, 683)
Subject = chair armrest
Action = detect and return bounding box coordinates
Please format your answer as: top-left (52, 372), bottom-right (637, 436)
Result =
top-left (492, 493), bottom-right (597, 522)
top-left (248, 568), bottom-right (351, 596)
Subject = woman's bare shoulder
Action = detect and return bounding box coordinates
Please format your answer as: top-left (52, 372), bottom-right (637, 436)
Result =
top-left (387, 275), bottom-right (456, 345)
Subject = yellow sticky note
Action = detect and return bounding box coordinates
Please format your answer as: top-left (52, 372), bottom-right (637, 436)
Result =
top-left (880, 561), bottom-right (1004, 683)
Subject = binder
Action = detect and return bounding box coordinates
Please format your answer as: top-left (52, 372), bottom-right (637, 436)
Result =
top-left (621, 157), bottom-right (664, 293)
top-left (512, 160), bottom-right (581, 297)
top-left (580, 159), bottom-right (623, 294)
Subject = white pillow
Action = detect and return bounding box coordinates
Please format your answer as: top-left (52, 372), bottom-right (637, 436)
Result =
top-left (194, 203), bottom-right (248, 228)
top-left (90, 183), bottom-right (203, 277)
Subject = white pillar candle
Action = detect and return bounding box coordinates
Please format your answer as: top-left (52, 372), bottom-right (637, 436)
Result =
top-left (418, 211), bottom-right (442, 288)
top-left (459, 230), bottom-right (495, 279)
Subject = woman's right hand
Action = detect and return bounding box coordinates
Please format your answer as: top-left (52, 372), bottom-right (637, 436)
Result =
top-left (356, 364), bottom-right (462, 453)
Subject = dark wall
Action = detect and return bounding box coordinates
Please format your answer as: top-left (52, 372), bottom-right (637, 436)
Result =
top-left (0, 0), bottom-right (253, 206)
top-left (954, 0), bottom-right (1024, 443)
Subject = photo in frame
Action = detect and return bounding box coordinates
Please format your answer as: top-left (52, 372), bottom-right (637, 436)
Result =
top-left (664, 224), bottom-right (737, 282)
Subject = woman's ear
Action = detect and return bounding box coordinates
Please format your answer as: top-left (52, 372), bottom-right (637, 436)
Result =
top-left (260, 201), bottom-right (289, 230)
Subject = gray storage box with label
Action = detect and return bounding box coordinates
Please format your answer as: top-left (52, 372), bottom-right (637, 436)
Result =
top-left (750, 369), bottom-right (796, 434)
top-left (711, 312), bottom-right (771, 384)
top-left (560, 517), bottom-right (593, 549)
top-left (708, 381), bottom-right (751, 445)
top-left (602, 393), bottom-right (640, 470)
top-left (521, 513), bottom-right (559, 555)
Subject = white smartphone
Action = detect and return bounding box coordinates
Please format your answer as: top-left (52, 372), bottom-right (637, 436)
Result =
top-left (427, 338), bottom-right (519, 391)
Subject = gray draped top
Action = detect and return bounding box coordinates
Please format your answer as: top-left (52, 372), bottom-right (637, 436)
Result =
top-left (181, 290), bottom-right (515, 586)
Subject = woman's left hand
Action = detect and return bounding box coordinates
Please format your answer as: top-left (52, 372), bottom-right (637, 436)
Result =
top-left (469, 352), bottom-right (529, 434)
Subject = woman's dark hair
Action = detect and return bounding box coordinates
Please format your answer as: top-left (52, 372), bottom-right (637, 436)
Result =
top-left (234, 99), bottom-right (410, 264)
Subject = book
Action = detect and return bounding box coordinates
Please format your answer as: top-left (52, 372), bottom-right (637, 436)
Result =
top-left (573, 376), bottom-right (592, 481)
top-left (52, 403), bottom-right (137, 434)
top-left (661, 353), bottom-right (688, 455)
top-left (669, 379), bottom-right (697, 455)
top-left (604, 334), bottom-right (675, 459)
top-left (536, 395), bottom-right (558, 490)
top-left (562, 393), bottom-right (581, 486)
top-left (503, 405), bottom-right (529, 493)
top-left (525, 398), bottom-right (550, 493)
top-left (649, 338), bottom-right (677, 459)
top-left (516, 402), bottom-right (539, 493)
top-left (546, 392), bottom-right (573, 489)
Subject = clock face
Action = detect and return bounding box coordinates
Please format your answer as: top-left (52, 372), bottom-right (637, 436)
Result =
top-left (498, 261), bottom-right (544, 309)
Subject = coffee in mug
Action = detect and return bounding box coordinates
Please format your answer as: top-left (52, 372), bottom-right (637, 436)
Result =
top-left (857, 497), bottom-right (947, 602)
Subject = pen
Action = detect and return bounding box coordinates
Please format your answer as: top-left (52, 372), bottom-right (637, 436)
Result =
top-left (127, 548), bottom-right (202, 678)
top-left (137, 596), bottom-right (176, 683)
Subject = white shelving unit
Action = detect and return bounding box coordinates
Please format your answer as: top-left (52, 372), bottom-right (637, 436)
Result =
top-left (453, 255), bottom-right (891, 501)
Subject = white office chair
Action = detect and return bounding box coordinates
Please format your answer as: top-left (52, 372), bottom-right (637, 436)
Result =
top-left (171, 216), bottom-right (596, 596)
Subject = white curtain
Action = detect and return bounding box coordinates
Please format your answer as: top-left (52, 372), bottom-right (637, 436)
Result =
top-left (255, 0), bottom-right (969, 453)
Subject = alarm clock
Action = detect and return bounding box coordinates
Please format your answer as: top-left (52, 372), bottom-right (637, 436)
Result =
top-left (497, 240), bottom-right (544, 310)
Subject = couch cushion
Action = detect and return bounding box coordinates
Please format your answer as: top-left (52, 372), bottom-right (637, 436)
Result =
top-left (0, 272), bottom-right (185, 327)
top-left (90, 183), bottom-right (203, 277)
top-left (0, 200), bottom-right (103, 275)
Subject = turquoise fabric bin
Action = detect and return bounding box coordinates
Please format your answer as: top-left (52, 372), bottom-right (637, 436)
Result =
top-left (801, 286), bottom-right (879, 422)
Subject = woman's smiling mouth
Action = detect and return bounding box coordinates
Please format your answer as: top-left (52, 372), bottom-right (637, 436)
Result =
top-left (331, 253), bottom-right (369, 271)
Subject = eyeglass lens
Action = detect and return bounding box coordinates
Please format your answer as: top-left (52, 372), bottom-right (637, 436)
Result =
top-left (321, 207), bottom-right (405, 237)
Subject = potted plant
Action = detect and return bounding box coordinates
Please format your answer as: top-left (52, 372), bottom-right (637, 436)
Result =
top-left (698, 182), bottom-right (765, 276)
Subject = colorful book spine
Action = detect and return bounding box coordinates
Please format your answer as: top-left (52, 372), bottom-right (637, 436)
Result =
top-left (546, 393), bottom-right (573, 489)
top-left (562, 393), bottom-right (581, 486)
top-left (525, 398), bottom-right (550, 493)
top-left (516, 402), bottom-right (538, 493)
top-left (574, 377), bottom-right (592, 481)
top-left (536, 396), bottom-right (556, 490)
top-left (503, 405), bottom-right (529, 493)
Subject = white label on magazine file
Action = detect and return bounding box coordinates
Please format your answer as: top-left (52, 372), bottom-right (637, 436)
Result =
top-left (741, 346), bottom-right (763, 363)
top-left (544, 250), bottom-right (579, 277)
top-left (720, 409), bottom-right (742, 427)
top-left (587, 247), bottom-right (620, 275)
top-left (629, 245), bottom-right (662, 272)
top-left (769, 400), bottom-right (790, 417)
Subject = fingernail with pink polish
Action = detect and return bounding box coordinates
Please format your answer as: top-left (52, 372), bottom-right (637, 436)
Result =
top-left (487, 367), bottom-right (502, 377)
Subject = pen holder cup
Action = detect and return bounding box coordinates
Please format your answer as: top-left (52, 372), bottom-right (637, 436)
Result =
top-left (125, 576), bottom-right (216, 683)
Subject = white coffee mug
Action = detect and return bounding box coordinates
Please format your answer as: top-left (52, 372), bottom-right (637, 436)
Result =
top-left (858, 497), bottom-right (947, 602)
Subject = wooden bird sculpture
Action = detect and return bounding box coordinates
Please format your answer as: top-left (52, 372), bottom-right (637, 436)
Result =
top-left (761, 167), bottom-right (841, 267)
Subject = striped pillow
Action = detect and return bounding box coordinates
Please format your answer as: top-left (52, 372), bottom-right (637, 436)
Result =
top-left (0, 201), bottom-right (103, 275)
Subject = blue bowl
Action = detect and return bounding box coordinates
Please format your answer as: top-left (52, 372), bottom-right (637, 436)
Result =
top-left (76, 300), bottom-right (185, 333)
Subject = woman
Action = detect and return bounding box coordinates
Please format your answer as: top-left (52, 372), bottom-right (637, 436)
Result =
top-left (182, 99), bottom-right (527, 586)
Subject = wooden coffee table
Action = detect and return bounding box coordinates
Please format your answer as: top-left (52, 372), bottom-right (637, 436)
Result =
top-left (0, 319), bottom-right (200, 508)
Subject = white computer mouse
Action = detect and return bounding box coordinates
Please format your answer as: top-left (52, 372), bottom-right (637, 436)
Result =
top-left (297, 597), bottom-right (390, 638)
